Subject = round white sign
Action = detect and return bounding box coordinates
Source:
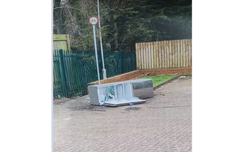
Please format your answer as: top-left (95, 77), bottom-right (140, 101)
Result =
top-left (89, 16), bottom-right (98, 25)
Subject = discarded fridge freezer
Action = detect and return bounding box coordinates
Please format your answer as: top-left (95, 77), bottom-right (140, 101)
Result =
top-left (88, 79), bottom-right (153, 106)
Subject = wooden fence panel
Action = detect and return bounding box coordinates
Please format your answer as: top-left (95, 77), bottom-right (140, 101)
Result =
top-left (135, 39), bottom-right (192, 69)
top-left (53, 34), bottom-right (71, 51)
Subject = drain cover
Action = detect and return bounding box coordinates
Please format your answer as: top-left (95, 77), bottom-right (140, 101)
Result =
top-left (124, 107), bottom-right (140, 111)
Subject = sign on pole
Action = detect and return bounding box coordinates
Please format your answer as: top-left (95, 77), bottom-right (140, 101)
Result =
top-left (89, 16), bottom-right (98, 25)
top-left (89, 16), bottom-right (100, 84)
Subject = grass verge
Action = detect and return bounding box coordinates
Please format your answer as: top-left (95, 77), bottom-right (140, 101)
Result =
top-left (139, 74), bottom-right (176, 86)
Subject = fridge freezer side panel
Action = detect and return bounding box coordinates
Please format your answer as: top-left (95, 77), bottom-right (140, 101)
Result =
top-left (88, 86), bottom-right (100, 105)
top-left (132, 79), bottom-right (154, 99)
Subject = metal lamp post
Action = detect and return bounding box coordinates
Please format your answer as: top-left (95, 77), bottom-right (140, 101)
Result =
top-left (89, 16), bottom-right (101, 84)
top-left (97, 0), bottom-right (107, 79)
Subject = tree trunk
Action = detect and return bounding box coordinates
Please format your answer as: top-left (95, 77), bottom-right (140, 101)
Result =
top-left (56, 0), bottom-right (64, 34)
top-left (114, 22), bottom-right (118, 50)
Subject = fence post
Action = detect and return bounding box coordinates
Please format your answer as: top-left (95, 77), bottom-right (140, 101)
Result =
top-left (59, 49), bottom-right (69, 97)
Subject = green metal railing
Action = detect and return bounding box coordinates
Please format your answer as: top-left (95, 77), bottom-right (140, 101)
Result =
top-left (53, 50), bottom-right (136, 99)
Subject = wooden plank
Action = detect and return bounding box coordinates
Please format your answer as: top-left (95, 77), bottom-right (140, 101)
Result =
top-left (139, 43), bottom-right (142, 69)
top-left (142, 42), bottom-right (145, 69)
top-left (188, 40), bottom-right (190, 67)
top-left (155, 42), bottom-right (158, 69)
top-left (177, 40), bottom-right (180, 67)
top-left (189, 39), bottom-right (192, 67)
top-left (158, 41), bottom-right (162, 68)
top-left (166, 41), bottom-right (169, 68)
top-left (157, 42), bottom-right (159, 68)
top-left (177, 40), bottom-right (180, 68)
top-left (139, 43), bottom-right (144, 69)
top-left (187, 39), bottom-right (189, 67)
top-left (164, 41), bottom-right (166, 68)
top-left (174, 40), bottom-right (177, 67)
top-left (138, 43), bottom-right (142, 69)
top-left (154, 42), bottom-right (157, 69)
top-left (184, 39), bottom-right (187, 67)
top-left (151, 42), bottom-right (154, 69)
top-left (169, 40), bottom-right (172, 68)
top-left (144, 42), bottom-right (147, 69)
top-left (135, 43), bottom-right (139, 69)
top-left (135, 43), bottom-right (137, 69)
top-left (137, 43), bottom-right (140, 69)
top-left (180, 40), bottom-right (183, 67)
top-left (142, 43), bottom-right (148, 69)
top-left (147, 43), bottom-right (151, 69)
top-left (151, 42), bottom-right (153, 69)
top-left (66, 34), bottom-right (71, 50)
top-left (140, 43), bottom-right (143, 69)
top-left (186, 39), bottom-right (189, 67)
top-left (182, 40), bottom-right (185, 67)
top-left (141, 43), bottom-right (144, 69)
top-left (160, 41), bottom-right (163, 68)
top-left (172, 40), bottom-right (175, 67)
top-left (185, 39), bottom-right (187, 67)
top-left (148, 42), bottom-right (152, 69)
top-left (145, 42), bottom-right (148, 69)
top-left (141, 43), bottom-right (143, 69)
top-left (180, 39), bottom-right (182, 68)
top-left (181, 40), bottom-right (184, 67)
top-left (166, 41), bottom-right (171, 68)
top-left (154, 41), bottom-right (159, 69)
top-left (171, 40), bottom-right (173, 68)
top-left (180, 40), bottom-right (182, 67)
top-left (181, 39), bottom-right (184, 67)
top-left (170, 40), bottom-right (172, 68)
top-left (145, 42), bottom-right (147, 69)
top-left (149, 42), bottom-right (152, 69)
top-left (53, 34), bottom-right (68, 40)
top-left (183, 39), bottom-right (186, 67)
top-left (174, 40), bottom-right (176, 67)
top-left (191, 39), bottom-right (193, 67)
top-left (152, 42), bottom-right (156, 68)
top-left (135, 43), bottom-right (138, 69)
top-left (161, 41), bottom-right (164, 68)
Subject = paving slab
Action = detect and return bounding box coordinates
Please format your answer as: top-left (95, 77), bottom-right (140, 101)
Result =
top-left (53, 76), bottom-right (192, 152)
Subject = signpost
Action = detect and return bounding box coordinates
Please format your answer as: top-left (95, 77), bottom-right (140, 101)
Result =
top-left (89, 16), bottom-right (100, 85)
top-left (97, 0), bottom-right (107, 79)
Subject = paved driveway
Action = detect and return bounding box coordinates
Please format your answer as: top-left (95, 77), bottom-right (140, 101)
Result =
top-left (53, 76), bottom-right (192, 152)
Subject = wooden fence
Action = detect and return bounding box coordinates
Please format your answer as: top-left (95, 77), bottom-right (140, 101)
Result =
top-left (53, 34), bottom-right (71, 51)
top-left (135, 39), bottom-right (192, 69)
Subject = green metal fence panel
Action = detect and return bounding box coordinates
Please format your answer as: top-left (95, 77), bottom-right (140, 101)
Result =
top-left (53, 50), bottom-right (136, 99)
